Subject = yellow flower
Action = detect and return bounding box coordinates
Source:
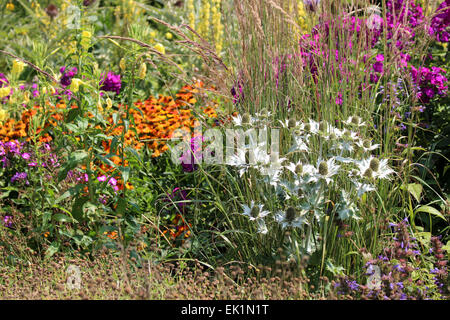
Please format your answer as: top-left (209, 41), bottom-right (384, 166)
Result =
top-left (70, 78), bottom-right (82, 93)
top-left (23, 91), bottom-right (30, 103)
top-left (154, 43), bottom-right (165, 54)
top-left (12, 60), bottom-right (26, 76)
top-left (165, 32), bottom-right (173, 40)
top-left (149, 30), bottom-right (157, 38)
top-left (0, 87), bottom-right (11, 98)
top-left (97, 100), bottom-right (103, 113)
top-left (106, 98), bottom-right (113, 109)
top-left (0, 109), bottom-right (8, 122)
top-left (119, 58), bottom-right (126, 72)
top-left (6, 2), bottom-right (14, 11)
top-left (138, 62), bottom-right (147, 79)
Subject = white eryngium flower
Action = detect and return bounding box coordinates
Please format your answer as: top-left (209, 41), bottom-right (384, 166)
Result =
top-left (241, 201), bottom-right (270, 221)
top-left (316, 157), bottom-right (340, 184)
top-left (343, 116), bottom-right (366, 127)
top-left (352, 180), bottom-right (376, 198)
top-left (355, 156), bottom-right (394, 180)
top-left (355, 138), bottom-right (380, 153)
top-left (275, 208), bottom-right (308, 229)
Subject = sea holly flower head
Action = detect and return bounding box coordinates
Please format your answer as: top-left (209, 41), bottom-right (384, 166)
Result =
top-left (275, 207), bottom-right (308, 229)
top-left (316, 157), bottom-right (340, 184)
top-left (240, 201), bottom-right (270, 221)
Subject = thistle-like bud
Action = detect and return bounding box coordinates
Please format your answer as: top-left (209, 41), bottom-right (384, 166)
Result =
top-left (369, 158), bottom-right (380, 172)
top-left (242, 113), bottom-right (251, 124)
top-left (259, 108), bottom-right (268, 118)
top-left (363, 140), bottom-right (371, 149)
top-left (297, 188), bottom-right (304, 198)
top-left (364, 168), bottom-right (373, 178)
top-left (295, 164), bottom-right (303, 175)
top-left (285, 207), bottom-right (296, 222)
top-left (304, 123), bottom-right (311, 132)
top-left (351, 116), bottom-right (360, 125)
top-left (250, 206), bottom-right (260, 218)
top-left (318, 161), bottom-right (328, 176)
top-left (319, 121), bottom-right (328, 133)
top-left (288, 118), bottom-right (297, 128)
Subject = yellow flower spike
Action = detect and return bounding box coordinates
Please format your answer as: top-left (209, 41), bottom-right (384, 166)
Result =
top-left (154, 43), bottom-right (165, 54)
top-left (0, 87), bottom-right (11, 98)
top-left (150, 30), bottom-right (157, 38)
top-left (12, 60), bottom-right (27, 76)
top-left (80, 30), bottom-right (92, 50)
top-left (138, 62), bottom-right (147, 80)
top-left (165, 32), bottom-right (173, 40)
top-left (70, 78), bottom-right (82, 93)
top-left (187, 0), bottom-right (195, 29)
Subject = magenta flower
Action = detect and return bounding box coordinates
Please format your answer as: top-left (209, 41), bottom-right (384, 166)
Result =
top-left (335, 92), bottom-right (343, 106)
top-left (99, 72), bottom-right (122, 94)
top-left (3, 215), bottom-right (13, 228)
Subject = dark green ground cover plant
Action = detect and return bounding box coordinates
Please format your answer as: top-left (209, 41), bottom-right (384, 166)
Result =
top-left (0, 0), bottom-right (448, 300)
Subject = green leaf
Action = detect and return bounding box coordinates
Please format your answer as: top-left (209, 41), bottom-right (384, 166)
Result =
top-left (52, 214), bottom-right (73, 223)
top-left (45, 241), bottom-right (60, 259)
top-left (415, 205), bottom-right (446, 221)
top-left (120, 166), bottom-right (130, 185)
top-left (407, 183), bottom-right (423, 203)
top-left (115, 198), bottom-right (127, 216)
top-left (72, 196), bottom-right (90, 222)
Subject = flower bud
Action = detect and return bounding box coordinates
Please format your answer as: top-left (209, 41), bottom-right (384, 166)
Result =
top-left (119, 58), bottom-right (126, 72)
top-left (138, 62), bottom-right (147, 80)
top-left (154, 43), bottom-right (165, 54)
top-left (286, 207), bottom-right (296, 222)
top-left (106, 98), bottom-right (113, 109)
top-left (369, 158), bottom-right (380, 172)
top-left (288, 118), bottom-right (297, 128)
top-left (364, 168), bottom-right (373, 178)
top-left (318, 161), bottom-right (328, 176)
top-left (250, 206), bottom-right (260, 218)
top-left (242, 113), bottom-right (251, 124)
